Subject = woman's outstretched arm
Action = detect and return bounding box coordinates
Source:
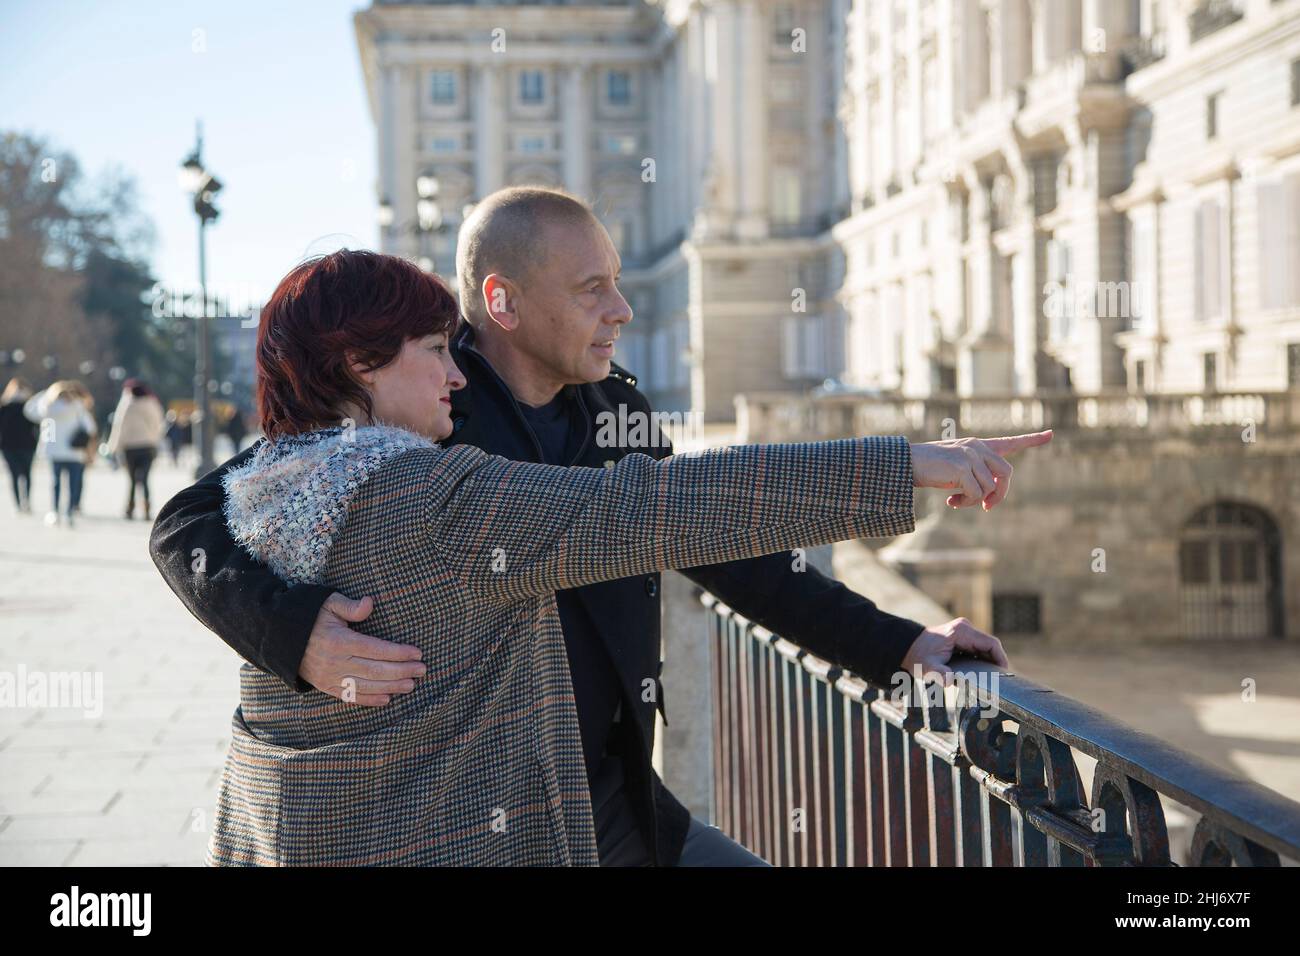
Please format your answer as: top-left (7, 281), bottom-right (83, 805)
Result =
top-left (420, 436), bottom-right (915, 602)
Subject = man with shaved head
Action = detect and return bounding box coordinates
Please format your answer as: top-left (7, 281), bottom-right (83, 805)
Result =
top-left (151, 185), bottom-right (1015, 866)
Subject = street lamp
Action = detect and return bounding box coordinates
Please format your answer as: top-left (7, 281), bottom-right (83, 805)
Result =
top-left (179, 120), bottom-right (222, 477)
top-left (379, 174), bottom-right (455, 273)
top-left (416, 174), bottom-right (439, 200)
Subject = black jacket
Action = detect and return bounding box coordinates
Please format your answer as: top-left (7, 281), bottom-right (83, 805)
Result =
top-left (148, 324), bottom-right (927, 866)
top-left (0, 400), bottom-right (39, 454)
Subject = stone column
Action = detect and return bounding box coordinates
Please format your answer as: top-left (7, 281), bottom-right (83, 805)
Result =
top-left (562, 63), bottom-right (591, 202)
top-left (1012, 244), bottom-right (1038, 392)
top-left (938, 0), bottom-right (957, 135)
top-left (735, 0), bottom-right (768, 239)
top-left (959, 173), bottom-right (1016, 393)
top-left (878, 0), bottom-right (896, 181)
top-left (1163, 0), bottom-right (1191, 59)
top-left (646, 59), bottom-right (664, 247)
top-left (844, 0), bottom-right (870, 206)
top-left (1003, 0), bottom-right (1032, 86)
top-left (394, 66), bottom-right (419, 259)
top-left (712, 0), bottom-right (740, 233)
top-left (959, 0), bottom-right (988, 111)
top-left (1085, 0), bottom-right (1136, 51)
top-left (829, 0), bottom-right (851, 217)
top-left (686, 7), bottom-right (708, 230)
top-left (475, 62), bottom-right (504, 202)
top-left (968, 174), bottom-right (993, 335)
top-left (378, 63), bottom-right (399, 254)
top-left (669, 39), bottom-right (687, 238)
top-left (906, 0), bottom-right (923, 169)
top-left (987, 0), bottom-right (1005, 100)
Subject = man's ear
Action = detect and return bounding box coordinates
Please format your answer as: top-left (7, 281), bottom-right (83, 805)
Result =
top-left (482, 274), bottom-right (520, 333)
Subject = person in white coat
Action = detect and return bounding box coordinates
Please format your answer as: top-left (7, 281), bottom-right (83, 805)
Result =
top-left (24, 380), bottom-right (98, 526)
top-left (105, 379), bottom-right (166, 520)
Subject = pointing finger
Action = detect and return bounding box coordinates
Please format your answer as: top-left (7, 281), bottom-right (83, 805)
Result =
top-left (981, 430), bottom-right (1053, 456)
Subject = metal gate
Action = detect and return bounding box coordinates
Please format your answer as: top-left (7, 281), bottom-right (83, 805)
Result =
top-left (1179, 501), bottom-right (1282, 639)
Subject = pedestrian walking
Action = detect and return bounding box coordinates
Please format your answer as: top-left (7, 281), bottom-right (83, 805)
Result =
top-left (0, 376), bottom-right (39, 513)
top-left (105, 378), bottom-right (166, 520)
top-left (24, 379), bottom-right (97, 526)
top-left (164, 410), bottom-right (183, 466)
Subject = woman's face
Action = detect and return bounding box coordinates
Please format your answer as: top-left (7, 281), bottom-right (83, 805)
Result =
top-left (357, 332), bottom-right (467, 441)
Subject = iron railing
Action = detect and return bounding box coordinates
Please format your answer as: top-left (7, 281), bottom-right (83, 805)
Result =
top-left (704, 593), bottom-right (1300, 866)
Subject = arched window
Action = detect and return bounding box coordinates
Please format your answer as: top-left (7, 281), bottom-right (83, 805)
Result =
top-left (1179, 502), bottom-right (1283, 639)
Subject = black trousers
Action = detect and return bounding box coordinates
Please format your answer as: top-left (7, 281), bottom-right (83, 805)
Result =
top-left (124, 447), bottom-right (156, 514)
top-left (591, 755), bottom-right (769, 866)
top-left (2, 448), bottom-right (33, 507)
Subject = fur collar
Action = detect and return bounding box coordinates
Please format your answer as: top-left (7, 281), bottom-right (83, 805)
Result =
top-left (222, 424), bottom-right (436, 586)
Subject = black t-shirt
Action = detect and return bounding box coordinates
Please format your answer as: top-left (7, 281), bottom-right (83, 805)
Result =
top-left (517, 389), bottom-right (623, 786)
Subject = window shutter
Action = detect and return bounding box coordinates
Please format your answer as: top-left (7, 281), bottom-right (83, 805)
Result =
top-left (651, 328), bottom-right (670, 387)
top-left (1258, 180), bottom-right (1285, 310)
top-left (1131, 216), bottom-right (1154, 329)
top-left (782, 316), bottom-right (802, 379)
top-left (673, 320), bottom-right (690, 389)
top-left (1195, 199), bottom-right (1217, 321)
top-left (622, 333), bottom-right (647, 384)
top-left (1288, 174), bottom-right (1300, 308)
top-left (804, 315), bottom-right (826, 378)
top-left (1206, 199), bottom-right (1216, 321)
top-left (1196, 202), bottom-right (1206, 321)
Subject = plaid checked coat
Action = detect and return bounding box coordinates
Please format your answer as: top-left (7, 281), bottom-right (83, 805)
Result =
top-left (208, 422), bottom-right (916, 866)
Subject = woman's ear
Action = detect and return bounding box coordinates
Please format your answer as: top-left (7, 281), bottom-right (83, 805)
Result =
top-left (347, 352), bottom-right (376, 385)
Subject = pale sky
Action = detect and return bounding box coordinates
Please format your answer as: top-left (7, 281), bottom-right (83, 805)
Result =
top-left (1, 0), bottom-right (381, 308)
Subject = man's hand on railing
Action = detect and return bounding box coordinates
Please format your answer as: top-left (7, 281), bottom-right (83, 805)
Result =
top-left (910, 430), bottom-right (1053, 510)
top-left (900, 617), bottom-right (1010, 685)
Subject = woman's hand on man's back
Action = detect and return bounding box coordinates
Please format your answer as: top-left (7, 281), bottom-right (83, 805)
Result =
top-left (300, 593), bottom-right (427, 706)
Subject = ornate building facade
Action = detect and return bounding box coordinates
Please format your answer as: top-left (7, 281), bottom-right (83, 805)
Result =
top-left (838, 0), bottom-right (1300, 400)
top-left (356, 0), bottom-right (855, 419)
top-left (356, 1), bottom-right (1300, 646)
top-left (357, 0), bottom-right (1300, 419)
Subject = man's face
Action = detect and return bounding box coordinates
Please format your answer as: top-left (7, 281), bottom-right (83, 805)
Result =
top-left (505, 217), bottom-right (633, 385)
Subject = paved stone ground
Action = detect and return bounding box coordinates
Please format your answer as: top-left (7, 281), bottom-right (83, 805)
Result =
top-left (2, 450), bottom-right (1298, 866)
top-left (1008, 641), bottom-right (1300, 802)
top-left (0, 452), bottom-right (241, 866)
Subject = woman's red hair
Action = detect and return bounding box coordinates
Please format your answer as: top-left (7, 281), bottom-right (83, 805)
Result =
top-left (256, 250), bottom-right (460, 439)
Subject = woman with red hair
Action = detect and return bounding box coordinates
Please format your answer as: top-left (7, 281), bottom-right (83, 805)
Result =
top-left (207, 249), bottom-right (932, 865)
